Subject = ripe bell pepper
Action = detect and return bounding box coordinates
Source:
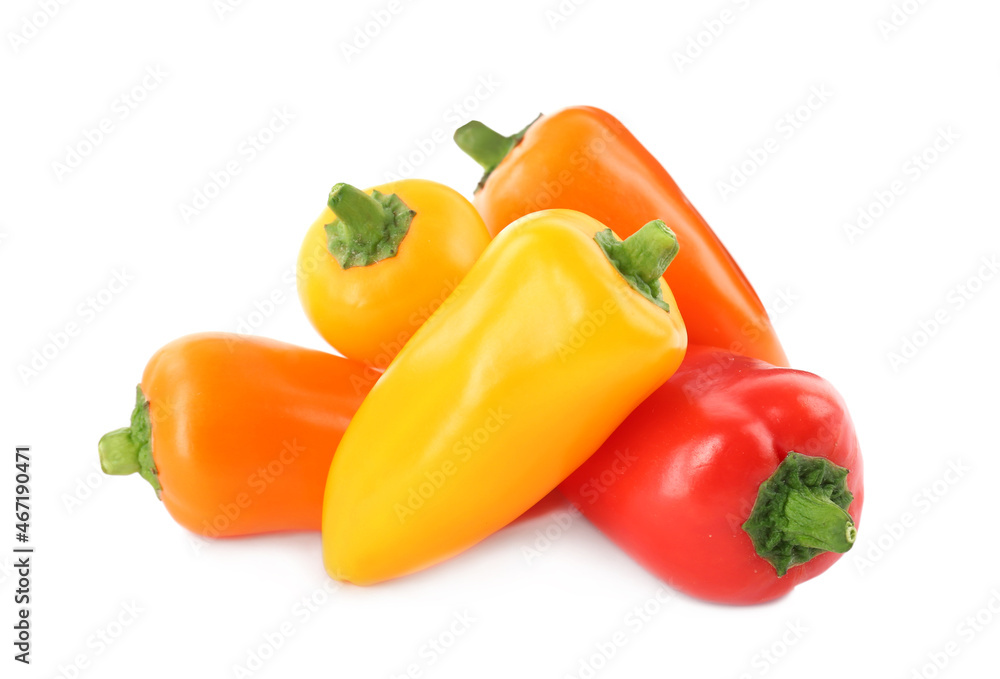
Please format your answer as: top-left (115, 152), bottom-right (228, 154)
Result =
top-left (98, 333), bottom-right (374, 537)
top-left (454, 106), bottom-right (788, 367)
top-left (560, 346), bottom-right (863, 604)
top-left (297, 178), bottom-right (491, 367)
top-left (323, 210), bottom-right (688, 585)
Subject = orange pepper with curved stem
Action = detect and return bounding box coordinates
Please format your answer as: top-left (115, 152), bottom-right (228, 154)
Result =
top-left (454, 106), bottom-right (788, 367)
top-left (97, 333), bottom-right (375, 537)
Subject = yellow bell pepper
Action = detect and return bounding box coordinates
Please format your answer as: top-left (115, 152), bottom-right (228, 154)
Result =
top-left (322, 209), bottom-right (688, 585)
top-left (297, 179), bottom-right (490, 367)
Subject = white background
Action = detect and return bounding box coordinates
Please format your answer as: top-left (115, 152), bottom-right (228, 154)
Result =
top-left (3, 0), bottom-right (999, 677)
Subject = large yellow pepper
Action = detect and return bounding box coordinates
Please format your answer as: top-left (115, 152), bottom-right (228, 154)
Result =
top-left (297, 179), bottom-right (490, 367)
top-left (322, 209), bottom-right (688, 585)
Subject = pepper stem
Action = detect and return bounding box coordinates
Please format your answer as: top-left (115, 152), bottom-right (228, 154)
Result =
top-left (594, 220), bottom-right (678, 312)
top-left (742, 452), bottom-right (856, 577)
top-left (453, 115), bottom-right (540, 190)
top-left (781, 488), bottom-right (857, 553)
top-left (98, 385), bottom-right (162, 496)
top-left (453, 122), bottom-right (514, 171)
top-left (329, 183), bottom-right (390, 243)
top-left (99, 428), bottom-right (140, 475)
top-left (324, 183), bottom-right (415, 269)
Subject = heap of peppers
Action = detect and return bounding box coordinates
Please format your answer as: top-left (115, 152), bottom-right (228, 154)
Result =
top-left (98, 105), bottom-right (863, 606)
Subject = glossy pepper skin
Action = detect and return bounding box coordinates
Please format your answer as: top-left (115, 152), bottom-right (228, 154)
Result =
top-left (298, 178), bottom-right (491, 367)
top-left (98, 333), bottom-right (374, 537)
top-left (455, 106), bottom-right (788, 367)
top-left (560, 347), bottom-right (863, 605)
top-left (323, 209), bottom-right (687, 585)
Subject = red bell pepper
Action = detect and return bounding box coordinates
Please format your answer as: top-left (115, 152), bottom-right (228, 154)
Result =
top-left (560, 346), bottom-right (864, 604)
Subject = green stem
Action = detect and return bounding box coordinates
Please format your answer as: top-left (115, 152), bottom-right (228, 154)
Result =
top-left (742, 452), bottom-right (856, 577)
top-left (453, 115), bottom-right (540, 190)
top-left (781, 490), bottom-right (857, 553)
top-left (328, 184), bottom-right (389, 243)
top-left (98, 428), bottom-right (140, 475)
top-left (595, 220), bottom-right (679, 312)
top-left (98, 385), bottom-right (161, 497)
top-left (453, 122), bottom-right (512, 171)
top-left (324, 183), bottom-right (415, 269)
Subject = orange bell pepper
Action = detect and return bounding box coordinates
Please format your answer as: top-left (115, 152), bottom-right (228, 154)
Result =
top-left (97, 333), bottom-right (373, 537)
top-left (454, 106), bottom-right (789, 367)
top-left (297, 178), bottom-right (491, 367)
